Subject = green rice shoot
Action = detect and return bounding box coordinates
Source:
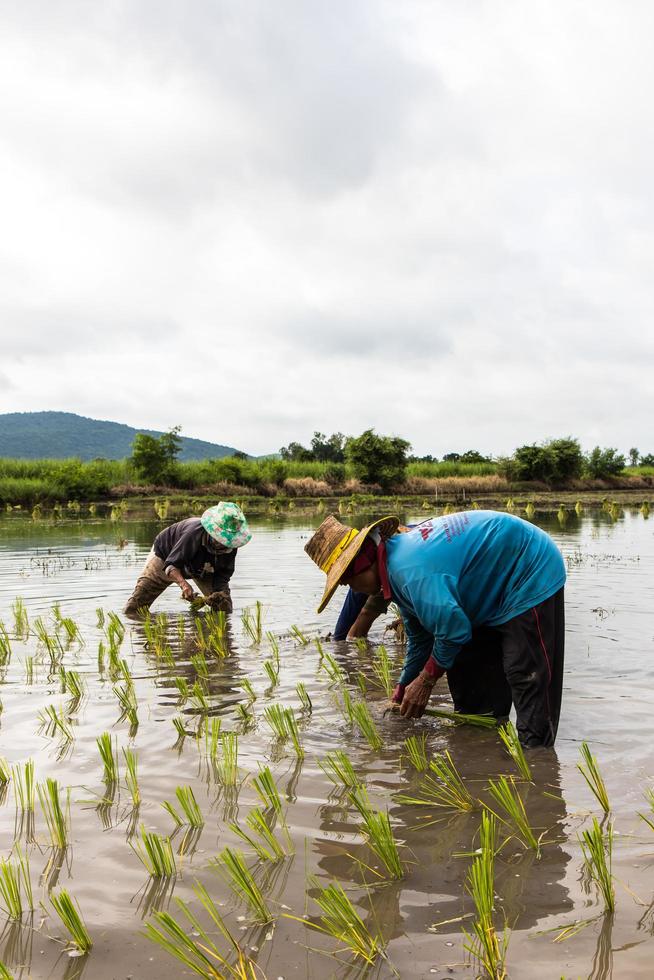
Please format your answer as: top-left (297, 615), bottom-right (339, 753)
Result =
top-left (403, 734), bottom-right (428, 772)
top-left (396, 751), bottom-right (477, 811)
top-left (13, 759), bottom-right (35, 812)
top-left (349, 786), bottom-right (404, 879)
top-left (296, 681), bottom-right (312, 713)
top-left (37, 778), bottom-right (70, 849)
top-left (319, 750), bottom-right (361, 790)
top-left (498, 722), bottom-right (532, 781)
top-left (579, 817), bottom-right (614, 912)
top-left (213, 847), bottom-right (272, 923)
top-left (352, 702), bottom-right (383, 751)
top-left (97, 731), bottom-right (119, 785)
top-left (131, 825), bottom-right (177, 877)
top-left (462, 811), bottom-right (507, 980)
top-left (123, 747), bottom-right (140, 806)
top-left (302, 876), bottom-right (385, 964)
top-left (486, 776), bottom-right (540, 854)
top-left (50, 888), bottom-right (93, 952)
top-left (577, 742), bottom-right (610, 813)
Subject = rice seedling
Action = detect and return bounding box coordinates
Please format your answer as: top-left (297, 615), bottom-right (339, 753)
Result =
top-left (263, 704), bottom-right (289, 740)
top-left (13, 760), bottom-right (35, 812)
top-left (296, 681), bottom-right (312, 713)
top-left (212, 847), bottom-right (272, 923)
top-left (97, 732), bottom-right (119, 785)
top-left (284, 707), bottom-right (304, 758)
top-left (58, 616), bottom-right (83, 646)
top-left (356, 672), bottom-right (367, 695)
top-left (354, 637), bottom-right (368, 654)
top-left (577, 742), bottom-right (610, 813)
top-left (96, 608), bottom-right (105, 629)
top-left (241, 602), bottom-right (264, 645)
top-left (50, 889), bottom-right (93, 952)
top-left (60, 668), bottom-right (86, 705)
top-left (320, 650), bottom-right (346, 686)
top-left (37, 704), bottom-right (74, 744)
top-left (301, 876), bottom-right (385, 964)
top-left (236, 702), bottom-right (255, 728)
top-left (641, 500), bottom-right (650, 518)
top-left (638, 787), bottom-right (654, 831)
top-left (351, 702), bottom-right (383, 751)
top-left (397, 751), bottom-right (477, 811)
top-left (498, 722), bottom-right (532, 781)
top-left (462, 811), bottom-right (507, 980)
top-left (131, 825), bottom-right (177, 877)
top-left (191, 651), bottom-right (210, 680)
top-left (106, 611), bottom-right (125, 647)
top-left (371, 645), bottom-right (393, 699)
top-left (113, 680), bottom-right (139, 728)
top-left (486, 776), bottom-right (540, 854)
top-left (0, 848), bottom-right (33, 919)
top-left (0, 759), bottom-right (10, 790)
top-left (216, 732), bottom-right (239, 785)
top-left (123, 747), bottom-right (140, 806)
top-left (349, 786), bottom-right (404, 879)
top-left (32, 618), bottom-right (65, 663)
top-left (263, 658), bottom-right (280, 687)
top-left (204, 717), bottom-right (222, 761)
top-left (240, 678), bottom-right (257, 703)
top-left (423, 706), bottom-right (498, 728)
top-left (290, 624), bottom-right (309, 645)
top-left (11, 598), bottom-right (29, 639)
top-left (580, 818), bottom-right (614, 912)
top-left (403, 734), bottom-right (429, 772)
top-left (252, 766), bottom-right (283, 813)
top-left (314, 637), bottom-right (325, 665)
top-left (153, 498), bottom-right (170, 520)
top-left (231, 807), bottom-right (288, 862)
top-left (174, 676), bottom-right (190, 703)
top-left (189, 680), bottom-right (210, 714)
top-left (319, 750), bottom-right (361, 790)
top-left (145, 879), bottom-right (261, 980)
top-left (23, 656), bottom-right (34, 684)
top-left (340, 688), bottom-right (356, 724)
top-left (174, 786), bottom-right (205, 828)
top-left (37, 778), bottom-right (70, 848)
top-left (524, 502), bottom-right (536, 519)
top-left (0, 623), bottom-right (11, 665)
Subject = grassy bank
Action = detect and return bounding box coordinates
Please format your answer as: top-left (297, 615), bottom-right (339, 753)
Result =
top-left (0, 456), bottom-right (652, 508)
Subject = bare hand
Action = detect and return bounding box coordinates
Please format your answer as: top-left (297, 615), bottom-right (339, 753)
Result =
top-left (399, 670), bottom-right (435, 719)
top-left (181, 582), bottom-right (196, 602)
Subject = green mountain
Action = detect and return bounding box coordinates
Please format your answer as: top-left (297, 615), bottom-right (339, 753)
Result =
top-left (0, 412), bottom-right (247, 461)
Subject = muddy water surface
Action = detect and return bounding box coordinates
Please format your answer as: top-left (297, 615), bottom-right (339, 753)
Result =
top-left (0, 508), bottom-right (653, 979)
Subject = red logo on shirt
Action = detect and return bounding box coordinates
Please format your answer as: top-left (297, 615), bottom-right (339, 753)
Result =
top-left (419, 522), bottom-right (434, 541)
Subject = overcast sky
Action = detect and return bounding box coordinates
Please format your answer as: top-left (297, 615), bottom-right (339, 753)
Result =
top-left (1, 1), bottom-right (652, 457)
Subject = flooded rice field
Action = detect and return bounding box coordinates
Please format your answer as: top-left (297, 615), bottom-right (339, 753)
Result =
top-left (0, 506), bottom-right (653, 979)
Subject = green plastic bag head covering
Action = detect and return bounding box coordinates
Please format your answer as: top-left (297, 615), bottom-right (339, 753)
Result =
top-left (200, 502), bottom-right (252, 549)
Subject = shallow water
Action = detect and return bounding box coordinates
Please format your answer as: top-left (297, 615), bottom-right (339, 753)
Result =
top-left (0, 507), bottom-right (652, 979)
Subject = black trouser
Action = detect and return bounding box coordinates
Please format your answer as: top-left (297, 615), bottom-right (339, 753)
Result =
top-left (446, 589), bottom-right (565, 747)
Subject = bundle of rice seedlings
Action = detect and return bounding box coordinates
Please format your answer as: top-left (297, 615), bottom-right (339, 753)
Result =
top-left (123, 747), bottom-right (140, 806)
top-left (23, 657), bottom-right (34, 684)
top-left (462, 811), bottom-right (507, 979)
top-left (189, 680), bottom-right (210, 714)
top-left (97, 732), bottom-right (119, 785)
top-left (174, 676), bottom-right (190, 703)
top-left (423, 707), bottom-right (497, 728)
top-left (37, 704), bottom-right (74, 744)
top-left (215, 733), bottom-right (239, 786)
top-left (231, 807), bottom-right (288, 862)
top-left (163, 787), bottom-right (204, 828)
top-left (12, 598), bottom-right (29, 639)
top-left (580, 818), bottom-right (614, 912)
top-left (577, 742), bottom-right (610, 813)
top-left (204, 717), bottom-right (222, 761)
top-left (252, 766), bottom-right (283, 814)
top-left (13, 760), bottom-right (35, 812)
top-left (351, 703), bottom-right (383, 751)
top-left (498, 722), bottom-right (532, 781)
top-left (212, 847), bottom-right (272, 923)
top-left (320, 651), bottom-right (346, 687)
top-left (37, 778), bottom-right (70, 849)
top-left (396, 751), bottom-right (477, 811)
top-left (290, 625), bottom-right (310, 646)
top-left (33, 618), bottom-right (65, 664)
top-left (263, 658), bottom-right (279, 687)
top-left (0, 847), bottom-right (32, 918)
top-left (0, 961), bottom-right (13, 979)
top-left (349, 787), bottom-right (404, 879)
top-left (0, 623), bottom-right (11, 665)
top-left (487, 777), bottom-right (540, 854)
top-left (319, 751), bottom-right (361, 791)
top-left (0, 759), bottom-right (10, 789)
top-left (113, 680), bottom-right (139, 728)
top-left (301, 877), bottom-right (385, 964)
top-left (638, 787), bottom-right (654, 831)
top-left (131, 826), bottom-right (177, 877)
top-left (50, 889), bottom-right (92, 952)
top-left (403, 734), bottom-right (428, 772)
top-left (283, 708), bottom-right (304, 758)
top-left (190, 652), bottom-right (210, 679)
top-left (145, 880), bottom-right (262, 979)
top-left (340, 688), bottom-right (356, 725)
top-left (241, 603), bottom-right (264, 645)
top-left (296, 682), bottom-right (312, 713)
top-left (60, 668), bottom-right (86, 707)
top-left (371, 645), bottom-right (393, 699)
top-left (58, 617), bottom-right (83, 646)
top-left (240, 679), bottom-right (257, 703)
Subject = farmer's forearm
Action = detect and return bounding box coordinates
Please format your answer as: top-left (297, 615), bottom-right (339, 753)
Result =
top-left (347, 609), bottom-right (378, 638)
top-left (165, 565), bottom-right (189, 589)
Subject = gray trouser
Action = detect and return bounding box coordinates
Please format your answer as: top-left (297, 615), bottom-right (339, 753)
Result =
top-left (123, 552), bottom-right (231, 615)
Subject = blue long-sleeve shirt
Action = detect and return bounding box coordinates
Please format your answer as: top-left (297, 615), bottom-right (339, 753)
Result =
top-left (386, 510), bottom-right (566, 685)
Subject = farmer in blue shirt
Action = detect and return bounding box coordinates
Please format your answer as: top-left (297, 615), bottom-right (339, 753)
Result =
top-left (305, 510), bottom-right (566, 747)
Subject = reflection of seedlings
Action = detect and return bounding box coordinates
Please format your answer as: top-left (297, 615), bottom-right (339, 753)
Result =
top-left (397, 751), bottom-right (476, 811)
top-left (11, 598), bottom-right (29, 640)
top-left (231, 807), bottom-right (289, 862)
top-left (145, 879), bottom-right (262, 979)
top-left (580, 818), bottom-right (614, 912)
top-left (319, 751), bottom-right (360, 791)
top-left (487, 777), bottom-right (539, 854)
top-left (371, 645), bottom-right (393, 699)
top-left (301, 876), bottom-right (385, 965)
top-left (296, 682), bottom-right (312, 714)
top-left (97, 732), bottom-right (119, 786)
top-left (241, 602), bottom-right (263, 645)
top-left (0, 847), bottom-right (33, 918)
top-left (290, 625), bottom-right (309, 646)
top-left (463, 811), bottom-right (507, 980)
top-left (213, 847), bottom-right (272, 923)
top-left (163, 786), bottom-right (205, 828)
top-left (403, 734), bottom-right (428, 772)
top-left (351, 703), bottom-right (383, 751)
top-left (132, 826), bottom-right (177, 877)
top-left (50, 889), bottom-right (93, 953)
top-left (349, 786), bottom-right (404, 879)
top-left (577, 742), bottom-right (610, 813)
top-left (123, 747), bottom-right (140, 806)
top-left (38, 778), bottom-right (70, 849)
top-left (23, 657), bottom-right (34, 685)
top-left (37, 705), bottom-right (74, 746)
top-left (498, 723), bottom-right (532, 781)
top-left (236, 703), bottom-right (255, 729)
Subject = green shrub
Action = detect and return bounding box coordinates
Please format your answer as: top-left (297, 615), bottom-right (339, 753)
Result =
top-left (345, 429), bottom-right (410, 490)
top-left (500, 438), bottom-right (583, 484)
top-left (584, 447), bottom-right (626, 479)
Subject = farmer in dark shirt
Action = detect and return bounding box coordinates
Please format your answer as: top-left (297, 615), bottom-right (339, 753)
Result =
top-left (123, 502), bottom-right (251, 616)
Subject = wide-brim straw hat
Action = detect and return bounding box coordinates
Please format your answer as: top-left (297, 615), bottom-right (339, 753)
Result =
top-left (305, 514), bottom-right (399, 614)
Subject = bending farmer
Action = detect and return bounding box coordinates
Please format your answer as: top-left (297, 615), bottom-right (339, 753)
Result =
top-left (124, 502), bottom-right (251, 616)
top-left (305, 510), bottom-right (565, 747)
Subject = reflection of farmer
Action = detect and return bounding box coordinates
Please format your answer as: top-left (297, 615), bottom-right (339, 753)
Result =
top-left (305, 510), bottom-right (566, 747)
top-left (124, 502), bottom-right (251, 616)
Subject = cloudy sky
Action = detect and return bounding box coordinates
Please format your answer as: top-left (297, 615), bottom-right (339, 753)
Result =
top-left (1, 1), bottom-right (652, 457)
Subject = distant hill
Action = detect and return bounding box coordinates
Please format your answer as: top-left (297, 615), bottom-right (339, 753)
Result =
top-left (0, 412), bottom-right (248, 461)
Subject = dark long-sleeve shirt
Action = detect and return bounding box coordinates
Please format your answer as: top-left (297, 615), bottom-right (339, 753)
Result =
top-left (153, 518), bottom-right (236, 590)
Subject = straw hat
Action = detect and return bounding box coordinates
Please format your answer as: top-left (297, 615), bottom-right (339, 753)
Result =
top-left (305, 514), bottom-right (399, 614)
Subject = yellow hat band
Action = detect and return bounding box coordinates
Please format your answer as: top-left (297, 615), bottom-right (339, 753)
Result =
top-left (320, 528), bottom-right (358, 573)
